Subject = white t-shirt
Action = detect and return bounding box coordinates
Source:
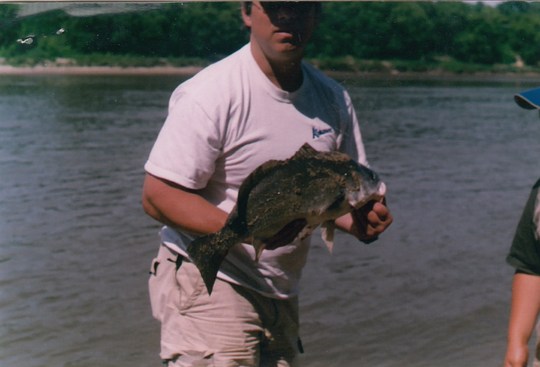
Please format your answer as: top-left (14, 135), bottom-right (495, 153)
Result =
top-left (145, 44), bottom-right (367, 299)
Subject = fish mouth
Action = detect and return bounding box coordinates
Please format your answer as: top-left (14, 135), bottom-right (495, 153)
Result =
top-left (351, 182), bottom-right (387, 210)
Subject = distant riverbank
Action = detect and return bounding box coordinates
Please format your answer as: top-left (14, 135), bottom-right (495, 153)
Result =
top-left (3, 53), bottom-right (540, 82)
top-left (3, 64), bottom-right (540, 84)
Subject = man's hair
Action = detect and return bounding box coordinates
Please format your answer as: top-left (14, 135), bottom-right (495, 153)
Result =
top-left (243, 2), bottom-right (252, 15)
top-left (242, 2), bottom-right (322, 17)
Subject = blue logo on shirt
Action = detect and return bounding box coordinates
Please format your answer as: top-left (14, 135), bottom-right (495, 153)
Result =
top-left (312, 127), bottom-right (333, 139)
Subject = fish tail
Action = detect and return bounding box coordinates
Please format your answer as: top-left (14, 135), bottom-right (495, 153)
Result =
top-left (187, 234), bottom-right (231, 295)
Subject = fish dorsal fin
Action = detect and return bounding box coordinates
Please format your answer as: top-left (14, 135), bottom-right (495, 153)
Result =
top-left (238, 159), bottom-right (283, 198)
top-left (292, 143), bottom-right (319, 160)
top-left (234, 158), bottom-right (285, 224)
top-left (292, 143), bottom-right (351, 166)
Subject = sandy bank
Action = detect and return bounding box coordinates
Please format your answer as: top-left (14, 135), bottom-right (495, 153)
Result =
top-left (0, 65), bottom-right (204, 76)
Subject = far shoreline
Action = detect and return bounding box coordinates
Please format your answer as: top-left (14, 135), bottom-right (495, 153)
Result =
top-left (3, 64), bottom-right (540, 84)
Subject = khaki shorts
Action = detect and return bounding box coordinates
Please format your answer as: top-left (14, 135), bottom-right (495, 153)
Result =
top-left (149, 244), bottom-right (302, 367)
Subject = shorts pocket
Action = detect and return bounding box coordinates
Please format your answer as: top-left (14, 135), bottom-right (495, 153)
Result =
top-left (148, 244), bottom-right (181, 322)
top-left (176, 262), bottom-right (206, 314)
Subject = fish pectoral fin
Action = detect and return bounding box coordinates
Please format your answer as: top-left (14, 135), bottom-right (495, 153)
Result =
top-left (321, 221), bottom-right (336, 253)
top-left (253, 239), bottom-right (266, 262)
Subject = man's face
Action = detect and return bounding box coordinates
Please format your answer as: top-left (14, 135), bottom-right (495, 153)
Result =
top-left (242, 1), bottom-right (320, 63)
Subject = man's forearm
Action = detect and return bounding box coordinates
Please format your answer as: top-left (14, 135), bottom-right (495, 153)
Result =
top-left (142, 173), bottom-right (228, 235)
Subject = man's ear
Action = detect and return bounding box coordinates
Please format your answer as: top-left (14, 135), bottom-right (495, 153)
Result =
top-left (241, 4), bottom-right (252, 29)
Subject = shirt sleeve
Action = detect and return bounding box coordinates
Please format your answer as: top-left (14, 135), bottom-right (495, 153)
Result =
top-left (506, 181), bottom-right (540, 275)
top-left (144, 90), bottom-right (222, 190)
top-left (340, 89), bottom-right (368, 166)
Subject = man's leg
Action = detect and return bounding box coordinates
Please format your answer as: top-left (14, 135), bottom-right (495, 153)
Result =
top-left (161, 261), bottom-right (264, 367)
top-left (156, 254), bottom-right (301, 367)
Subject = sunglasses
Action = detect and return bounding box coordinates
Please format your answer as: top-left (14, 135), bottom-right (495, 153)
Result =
top-left (255, 2), bottom-right (321, 14)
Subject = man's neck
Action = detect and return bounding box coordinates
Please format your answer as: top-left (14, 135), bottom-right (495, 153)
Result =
top-left (250, 44), bottom-right (304, 92)
top-left (268, 60), bottom-right (303, 92)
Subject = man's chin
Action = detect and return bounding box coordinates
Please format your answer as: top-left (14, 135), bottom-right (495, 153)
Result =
top-left (275, 42), bottom-right (305, 56)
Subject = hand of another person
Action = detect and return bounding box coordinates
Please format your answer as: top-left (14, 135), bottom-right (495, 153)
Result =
top-left (351, 198), bottom-right (393, 244)
top-left (504, 343), bottom-right (528, 367)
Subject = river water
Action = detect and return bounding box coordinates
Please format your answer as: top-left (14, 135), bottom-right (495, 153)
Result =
top-left (0, 73), bottom-right (539, 367)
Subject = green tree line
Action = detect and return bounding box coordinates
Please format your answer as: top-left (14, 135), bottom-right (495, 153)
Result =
top-left (2, 1), bottom-right (540, 71)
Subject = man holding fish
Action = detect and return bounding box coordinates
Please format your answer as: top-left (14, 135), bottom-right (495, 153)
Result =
top-left (142, 2), bottom-right (392, 366)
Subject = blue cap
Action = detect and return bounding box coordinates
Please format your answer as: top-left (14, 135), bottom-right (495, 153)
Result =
top-left (515, 87), bottom-right (540, 110)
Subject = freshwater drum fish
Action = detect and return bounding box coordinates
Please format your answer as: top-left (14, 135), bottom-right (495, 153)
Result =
top-left (187, 143), bottom-right (386, 294)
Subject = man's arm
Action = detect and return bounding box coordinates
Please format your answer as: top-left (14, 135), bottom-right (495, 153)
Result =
top-left (142, 173), bottom-right (228, 235)
top-left (335, 200), bottom-right (393, 243)
top-left (504, 272), bottom-right (540, 367)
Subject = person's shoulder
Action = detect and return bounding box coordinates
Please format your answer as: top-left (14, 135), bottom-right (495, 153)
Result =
top-left (302, 62), bottom-right (348, 99)
top-left (533, 178), bottom-right (540, 190)
top-left (303, 62), bottom-right (344, 89)
top-left (302, 62), bottom-right (353, 113)
top-left (170, 46), bottom-right (249, 104)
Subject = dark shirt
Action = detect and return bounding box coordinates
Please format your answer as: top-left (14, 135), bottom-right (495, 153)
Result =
top-left (507, 179), bottom-right (540, 275)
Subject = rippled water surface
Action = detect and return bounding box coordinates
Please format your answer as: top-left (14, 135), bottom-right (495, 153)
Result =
top-left (1, 74), bottom-right (539, 367)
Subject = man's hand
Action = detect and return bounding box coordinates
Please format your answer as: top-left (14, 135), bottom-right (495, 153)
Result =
top-left (350, 199), bottom-right (393, 243)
